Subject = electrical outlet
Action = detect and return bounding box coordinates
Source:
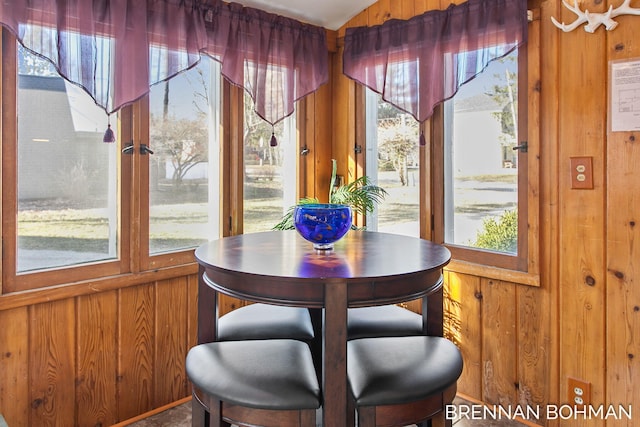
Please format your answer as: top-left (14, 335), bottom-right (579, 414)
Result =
top-left (568, 378), bottom-right (591, 406)
top-left (570, 157), bottom-right (594, 189)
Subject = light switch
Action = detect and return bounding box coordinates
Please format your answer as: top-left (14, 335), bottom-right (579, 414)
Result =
top-left (570, 157), bottom-right (593, 189)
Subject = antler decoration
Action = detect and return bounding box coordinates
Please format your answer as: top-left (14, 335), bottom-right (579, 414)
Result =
top-left (551, 0), bottom-right (640, 32)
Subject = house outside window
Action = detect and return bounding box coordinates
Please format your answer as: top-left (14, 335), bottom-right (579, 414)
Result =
top-left (433, 48), bottom-right (531, 272)
top-left (15, 44), bottom-right (119, 273)
top-left (444, 50), bottom-right (520, 254)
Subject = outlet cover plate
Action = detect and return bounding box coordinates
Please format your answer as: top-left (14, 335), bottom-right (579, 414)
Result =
top-left (570, 157), bottom-right (594, 189)
top-left (568, 377), bottom-right (591, 406)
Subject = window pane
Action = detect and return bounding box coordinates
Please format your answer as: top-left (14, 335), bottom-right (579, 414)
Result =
top-left (243, 95), bottom-right (296, 234)
top-left (17, 45), bottom-right (118, 272)
top-left (148, 57), bottom-right (221, 254)
top-left (366, 89), bottom-right (420, 237)
top-left (443, 51), bottom-right (519, 254)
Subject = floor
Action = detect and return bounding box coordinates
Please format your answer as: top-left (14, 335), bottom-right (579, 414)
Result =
top-left (123, 397), bottom-right (532, 427)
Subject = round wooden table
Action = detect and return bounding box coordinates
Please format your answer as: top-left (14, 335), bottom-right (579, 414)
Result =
top-left (194, 230), bottom-right (451, 427)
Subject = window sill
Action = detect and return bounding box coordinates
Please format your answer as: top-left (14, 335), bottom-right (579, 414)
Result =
top-left (0, 262), bottom-right (199, 312)
top-left (445, 259), bottom-right (540, 287)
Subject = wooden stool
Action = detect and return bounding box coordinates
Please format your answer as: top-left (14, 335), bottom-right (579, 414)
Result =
top-left (217, 303), bottom-right (314, 341)
top-left (347, 336), bottom-right (463, 427)
top-left (186, 339), bottom-right (321, 427)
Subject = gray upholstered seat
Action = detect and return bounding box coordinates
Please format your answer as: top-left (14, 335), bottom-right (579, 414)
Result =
top-left (347, 305), bottom-right (423, 339)
top-left (347, 335), bottom-right (463, 427)
top-left (217, 303), bottom-right (315, 341)
top-left (187, 339), bottom-right (321, 427)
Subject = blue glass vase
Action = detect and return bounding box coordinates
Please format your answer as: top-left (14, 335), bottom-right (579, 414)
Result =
top-left (293, 203), bottom-right (352, 250)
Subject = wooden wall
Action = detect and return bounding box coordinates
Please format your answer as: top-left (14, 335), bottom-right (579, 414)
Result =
top-left (330, 0), bottom-right (640, 426)
top-left (0, 271), bottom-right (200, 426)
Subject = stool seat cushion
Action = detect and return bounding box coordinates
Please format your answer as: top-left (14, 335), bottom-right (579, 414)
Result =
top-left (348, 305), bottom-right (423, 339)
top-left (186, 339), bottom-right (321, 410)
top-left (217, 303), bottom-right (314, 341)
top-left (347, 336), bottom-right (463, 406)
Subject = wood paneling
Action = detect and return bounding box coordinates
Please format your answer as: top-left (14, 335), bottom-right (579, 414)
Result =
top-left (154, 278), bottom-right (190, 406)
top-left (0, 307), bottom-right (29, 425)
top-left (331, 49), bottom-right (355, 201)
top-left (76, 292), bottom-right (118, 426)
top-left (314, 58), bottom-right (334, 201)
top-left (0, 275), bottom-right (197, 426)
top-left (537, 0), bottom-right (562, 419)
top-left (118, 284), bottom-right (155, 420)
top-left (556, 0), bottom-right (607, 422)
top-left (444, 272), bottom-right (549, 424)
top-left (605, 6), bottom-right (640, 426)
top-left (445, 271), bottom-right (482, 399)
top-left (517, 285), bottom-right (549, 422)
top-left (297, 53), bottom-right (333, 202)
top-left (29, 299), bottom-right (76, 426)
top-left (481, 279), bottom-right (518, 407)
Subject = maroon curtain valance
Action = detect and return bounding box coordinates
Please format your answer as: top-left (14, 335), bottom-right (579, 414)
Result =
top-left (343, 0), bottom-right (528, 123)
top-left (203, 1), bottom-right (328, 125)
top-left (0, 0), bottom-right (328, 126)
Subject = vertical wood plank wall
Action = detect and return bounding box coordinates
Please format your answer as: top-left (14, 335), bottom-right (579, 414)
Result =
top-left (605, 1), bottom-right (640, 424)
top-left (0, 275), bottom-right (200, 426)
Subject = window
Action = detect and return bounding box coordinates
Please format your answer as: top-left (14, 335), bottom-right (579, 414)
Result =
top-left (3, 38), bottom-right (125, 291)
top-left (433, 47), bottom-right (531, 272)
top-left (242, 94), bottom-right (296, 234)
top-left (1, 23), bottom-right (307, 292)
top-left (365, 89), bottom-right (421, 237)
top-left (17, 46), bottom-right (120, 272)
top-left (359, 39), bottom-right (537, 277)
top-left (2, 29), bottom-right (303, 293)
top-left (148, 57), bottom-right (222, 257)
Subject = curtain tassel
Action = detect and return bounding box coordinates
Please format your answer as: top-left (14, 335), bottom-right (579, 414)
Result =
top-left (103, 116), bottom-right (116, 143)
top-left (270, 131), bottom-right (278, 147)
top-left (419, 130), bottom-right (426, 146)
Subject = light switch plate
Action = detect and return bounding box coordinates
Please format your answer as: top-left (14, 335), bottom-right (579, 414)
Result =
top-left (570, 157), bottom-right (593, 189)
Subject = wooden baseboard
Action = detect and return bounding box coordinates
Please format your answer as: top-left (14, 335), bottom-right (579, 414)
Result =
top-left (111, 396), bottom-right (192, 427)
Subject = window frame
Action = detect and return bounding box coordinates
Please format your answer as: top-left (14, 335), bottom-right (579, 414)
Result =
top-left (362, 87), bottom-right (424, 238)
top-left (0, 31), bottom-right (222, 291)
top-left (431, 16), bottom-right (540, 283)
top-left (432, 47), bottom-right (528, 272)
top-left (140, 59), bottom-right (226, 271)
top-left (354, 16), bottom-right (540, 285)
top-left (1, 29), bottom-right (131, 292)
top-left (2, 29), bottom-right (306, 293)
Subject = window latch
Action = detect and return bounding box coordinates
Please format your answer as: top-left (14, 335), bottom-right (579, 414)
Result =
top-left (122, 143), bottom-right (154, 155)
top-left (122, 142), bottom-right (154, 155)
top-left (122, 142), bottom-right (134, 155)
top-left (513, 141), bottom-right (528, 153)
top-left (140, 144), bottom-right (154, 155)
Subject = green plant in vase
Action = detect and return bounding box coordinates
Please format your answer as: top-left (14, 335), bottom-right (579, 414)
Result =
top-left (273, 159), bottom-right (387, 231)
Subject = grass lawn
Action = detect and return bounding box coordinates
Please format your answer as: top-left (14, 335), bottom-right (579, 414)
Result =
top-left (16, 170), bottom-right (517, 266)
